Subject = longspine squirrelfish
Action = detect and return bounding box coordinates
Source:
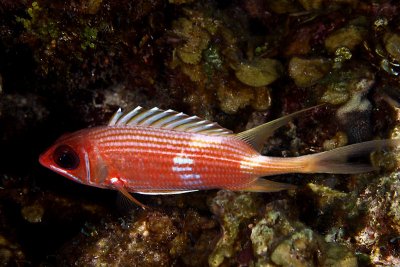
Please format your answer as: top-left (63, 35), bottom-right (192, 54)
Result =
top-left (39, 105), bottom-right (399, 208)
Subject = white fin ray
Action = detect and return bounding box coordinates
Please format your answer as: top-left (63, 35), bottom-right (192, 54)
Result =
top-left (115, 106), bottom-right (144, 125)
top-left (187, 123), bottom-right (220, 133)
top-left (139, 108), bottom-right (170, 126)
top-left (108, 108), bottom-right (123, 126)
top-left (164, 115), bottom-right (199, 130)
top-left (128, 107), bottom-right (162, 125)
top-left (108, 106), bottom-right (233, 136)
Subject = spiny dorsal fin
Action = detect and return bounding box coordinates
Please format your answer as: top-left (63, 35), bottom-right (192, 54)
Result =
top-left (235, 105), bottom-right (323, 152)
top-left (108, 106), bottom-right (233, 136)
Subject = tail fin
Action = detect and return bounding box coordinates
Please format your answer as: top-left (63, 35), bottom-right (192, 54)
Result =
top-left (299, 139), bottom-right (400, 174)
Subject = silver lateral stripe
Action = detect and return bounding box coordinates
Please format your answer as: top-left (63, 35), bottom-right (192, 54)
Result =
top-left (136, 190), bottom-right (199, 195)
top-left (109, 106), bottom-right (233, 136)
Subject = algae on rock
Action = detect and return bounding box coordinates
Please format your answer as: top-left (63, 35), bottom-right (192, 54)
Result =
top-left (235, 58), bottom-right (283, 87)
top-left (208, 191), bottom-right (257, 267)
top-left (289, 57), bottom-right (332, 87)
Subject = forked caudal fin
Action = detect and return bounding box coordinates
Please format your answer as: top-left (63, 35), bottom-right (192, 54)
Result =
top-left (297, 139), bottom-right (400, 174)
top-left (240, 139), bottom-right (400, 193)
top-left (252, 139), bottom-right (400, 179)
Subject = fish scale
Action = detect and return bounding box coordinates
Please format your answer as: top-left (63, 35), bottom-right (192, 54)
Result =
top-left (90, 126), bottom-right (257, 191)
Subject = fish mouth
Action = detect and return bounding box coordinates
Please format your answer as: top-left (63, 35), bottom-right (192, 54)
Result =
top-left (38, 154), bottom-right (45, 166)
top-left (38, 151), bottom-right (50, 167)
top-left (47, 164), bottom-right (83, 184)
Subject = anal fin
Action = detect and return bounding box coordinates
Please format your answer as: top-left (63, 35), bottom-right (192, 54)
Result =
top-left (233, 178), bottom-right (297, 193)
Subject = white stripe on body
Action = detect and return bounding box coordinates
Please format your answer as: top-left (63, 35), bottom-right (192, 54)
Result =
top-left (172, 154), bottom-right (203, 187)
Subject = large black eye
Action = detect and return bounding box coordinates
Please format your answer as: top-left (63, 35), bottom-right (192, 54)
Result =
top-left (53, 145), bottom-right (80, 170)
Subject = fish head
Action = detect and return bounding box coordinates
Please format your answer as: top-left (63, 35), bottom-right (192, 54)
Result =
top-left (39, 130), bottom-right (93, 185)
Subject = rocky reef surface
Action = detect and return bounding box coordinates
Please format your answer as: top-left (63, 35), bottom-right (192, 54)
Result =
top-left (1, 0), bottom-right (400, 266)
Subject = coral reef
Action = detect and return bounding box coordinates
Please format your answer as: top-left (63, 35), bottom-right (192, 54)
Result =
top-left (56, 209), bottom-right (218, 266)
top-left (288, 57), bottom-right (332, 87)
top-left (209, 193), bottom-right (359, 267)
top-left (300, 170), bottom-right (400, 266)
top-left (1, 0), bottom-right (400, 266)
top-left (208, 191), bottom-right (257, 267)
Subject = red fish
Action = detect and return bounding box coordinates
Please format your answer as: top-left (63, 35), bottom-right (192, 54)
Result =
top-left (39, 106), bottom-right (399, 208)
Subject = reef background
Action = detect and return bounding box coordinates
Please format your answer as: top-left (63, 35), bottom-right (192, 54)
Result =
top-left (1, 0), bottom-right (400, 266)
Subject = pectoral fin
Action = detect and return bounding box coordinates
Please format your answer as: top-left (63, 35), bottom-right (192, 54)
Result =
top-left (110, 178), bottom-right (149, 210)
top-left (232, 178), bottom-right (297, 192)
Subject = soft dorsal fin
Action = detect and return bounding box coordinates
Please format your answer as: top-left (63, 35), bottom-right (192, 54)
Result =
top-left (236, 105), bottom-right (323, 152)
top-left (108, 106), bottom-right (233, 136)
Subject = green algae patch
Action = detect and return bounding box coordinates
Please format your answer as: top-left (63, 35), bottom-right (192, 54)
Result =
top-left (217, 82), bottom-right (271, 114)
top-left (81, 26), bottom-right (98, 50)
top-left (307, 183), bottom-right (348, 209)
top-left (81, 0), bottom-right (103, 15)
top-left (320, 66), bottom-right (375, 106)
top-left (208, 191), bottom-right (257, 267)
top-left (325, 25), bottom-right (366, 53)
top-left (323, 243), bottom-right (358, 267)
top-left (235, 58), bottom-right (283, 87)
top-left (321, 85), bottom-right (350, 105)
top-left (384, 33), bottom-right (400, 62)
top-left (289, 57), bottom-right (332, 87)
top-left (250, 218), bottom-right (275, 256)
top-left (322, 131), bottom-right (348, 151)
top-left (270, 229), bottom-right (320, 267)
top-left (173, 18), bottom-right (211, 64)
top-left (21, 203), bottom-right (45, 223)
top-left (249, 200), bottom-right (358, 267)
